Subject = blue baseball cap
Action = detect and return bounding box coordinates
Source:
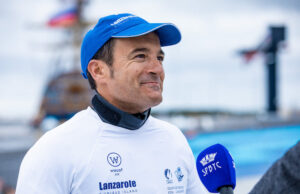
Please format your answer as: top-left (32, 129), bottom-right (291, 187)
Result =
top-left (80, 13), bottom-right (181, 79)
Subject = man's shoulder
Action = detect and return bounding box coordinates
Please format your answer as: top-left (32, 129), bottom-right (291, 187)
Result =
top-left (61, 107), bottom-right (100, 130)
top-left (148, 116), bottom-right (180, 131)
top-left (147, 116), bottom-right (187, 140)
top-left (24, 108), bottom-right (102, 161)
top-left (147, 116), bottom-right (195, 164)
top-left (42, 107), bottom-right (99, 140)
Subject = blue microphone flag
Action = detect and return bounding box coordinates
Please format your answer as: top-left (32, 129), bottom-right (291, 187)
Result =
top-left (196, 144), bottom-right (236, 193)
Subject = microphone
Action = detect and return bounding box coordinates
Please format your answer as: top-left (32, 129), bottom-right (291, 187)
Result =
top-left (196, 144), bottom-right (236, 194)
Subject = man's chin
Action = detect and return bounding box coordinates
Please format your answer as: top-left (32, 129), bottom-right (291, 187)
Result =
top-left (148, 95), bottom-right (163, 107)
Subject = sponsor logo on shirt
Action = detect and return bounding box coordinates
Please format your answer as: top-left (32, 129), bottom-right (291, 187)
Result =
top-left (174, 167), bottom-right (184, 182)
top-left (164, 169), bottom-right (173, 184)
top-left (164, 167), bottom-right (185, 193)
top-left (107, 152), bottom-right (123, 176)
top-left (99, 180), bottom-right (137, 191)
top-left (107, 152), bottom-right (122, 167)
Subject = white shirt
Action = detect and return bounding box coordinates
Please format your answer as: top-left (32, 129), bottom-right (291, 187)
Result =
top-left (16, 107), bottom-right (206, 194)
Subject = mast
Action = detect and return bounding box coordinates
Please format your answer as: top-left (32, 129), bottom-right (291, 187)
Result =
top-left (239, 26), bottom-right (286, 113)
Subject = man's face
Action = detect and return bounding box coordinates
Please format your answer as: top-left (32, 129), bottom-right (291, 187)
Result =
top-left (100, 32), bottom-right (165, 113)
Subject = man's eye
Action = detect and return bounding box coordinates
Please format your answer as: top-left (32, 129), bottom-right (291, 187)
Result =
top-left (157, 56), bottom-right (164, 61)
top-left (135, 54), bottom-right (146, 59)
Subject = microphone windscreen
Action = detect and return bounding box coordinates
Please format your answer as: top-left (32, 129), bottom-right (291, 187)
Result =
top-left (196, 144), bottom-right (236, 193)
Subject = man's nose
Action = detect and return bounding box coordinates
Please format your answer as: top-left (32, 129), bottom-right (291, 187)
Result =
top-left (148, 58), bottom-right (164, 75)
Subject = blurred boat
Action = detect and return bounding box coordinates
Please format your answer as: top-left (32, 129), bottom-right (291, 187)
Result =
top-left (32, 70), bottom-right (93, 129)
top-left (31, 0), bottom-right (95, 130)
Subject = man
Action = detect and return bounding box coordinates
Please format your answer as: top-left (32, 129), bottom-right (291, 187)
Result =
top-left (16, 13), bottom-right (205, 193)
top-left (250, 141), bottom-right (300, 194)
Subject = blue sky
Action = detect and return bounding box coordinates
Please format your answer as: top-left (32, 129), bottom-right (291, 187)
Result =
top-left (0, 0), bottom-right (300, 120)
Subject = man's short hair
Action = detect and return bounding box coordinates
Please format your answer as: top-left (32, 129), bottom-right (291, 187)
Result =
top-left (87, 38), bottom-right (115, 90)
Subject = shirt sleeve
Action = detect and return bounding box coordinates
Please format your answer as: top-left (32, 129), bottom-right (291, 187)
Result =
top-left (15, 132), bottom-right (73, 194)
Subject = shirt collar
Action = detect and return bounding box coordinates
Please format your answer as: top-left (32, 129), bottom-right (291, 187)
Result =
top-left (91, 93), bottom-right (150, 130)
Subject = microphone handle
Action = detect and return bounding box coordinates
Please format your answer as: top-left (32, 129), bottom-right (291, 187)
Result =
top-left (218, 186), bottom-right (234, 194)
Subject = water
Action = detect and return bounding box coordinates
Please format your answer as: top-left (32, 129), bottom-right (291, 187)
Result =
top-left (188, 125), bottom-right (300, 177)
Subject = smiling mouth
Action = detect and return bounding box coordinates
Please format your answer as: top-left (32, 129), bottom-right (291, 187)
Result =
top-left (141, 82), bottom-right (161, 90)
top-left (141, 81), bottom-right (160, 86)
top-left (142, 81), bottom-right (159, 85)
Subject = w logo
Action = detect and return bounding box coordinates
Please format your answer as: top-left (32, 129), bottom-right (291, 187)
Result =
top-left (107, 152), bottom-right (122, 167)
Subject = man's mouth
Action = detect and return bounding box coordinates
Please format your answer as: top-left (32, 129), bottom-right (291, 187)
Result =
top-left (141, 81), bottom-right (161, 90)
top-left (141, 81), bottom-right (159, 85)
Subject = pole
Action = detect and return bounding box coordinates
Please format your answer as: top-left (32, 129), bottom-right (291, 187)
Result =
top-left (266, 52), bottom-right (277, 112)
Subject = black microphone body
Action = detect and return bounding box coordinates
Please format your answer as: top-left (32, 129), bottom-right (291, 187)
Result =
top-left (219, 186), bottom-right (234, 194)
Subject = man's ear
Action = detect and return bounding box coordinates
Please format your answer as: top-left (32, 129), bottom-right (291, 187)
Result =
top-left (87, 59), bottom-right (109, 83)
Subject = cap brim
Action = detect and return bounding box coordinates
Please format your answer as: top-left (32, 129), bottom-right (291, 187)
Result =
top-left (112, 23), bottom-right (181, 46)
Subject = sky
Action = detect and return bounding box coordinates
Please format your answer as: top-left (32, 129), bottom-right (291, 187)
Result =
top-left (0, 0), bottom-right (300, 120)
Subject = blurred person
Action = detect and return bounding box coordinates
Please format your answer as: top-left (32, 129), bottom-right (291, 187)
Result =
top-left (0, 178), bottom-right (15, 194)
top-left (250, 141), bottom-right (300, 194)
top-left (15, 13), bottom-right (205, 193)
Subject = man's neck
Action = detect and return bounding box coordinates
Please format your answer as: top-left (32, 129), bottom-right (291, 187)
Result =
top-left (91, 93), bottom-right (151, 130)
